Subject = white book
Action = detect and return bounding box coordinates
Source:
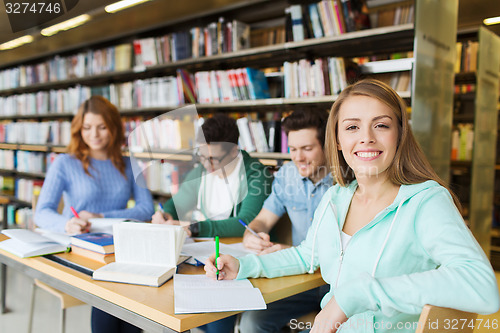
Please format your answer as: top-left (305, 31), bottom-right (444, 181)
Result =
top-left (92, 222), bottom-right (187, 287)
top-left (0, 229), bottom-right (70, 258)
top-left (174, 274), bottom-right (266, 314)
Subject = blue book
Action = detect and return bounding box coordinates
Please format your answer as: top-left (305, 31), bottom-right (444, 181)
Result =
top-left (70, 232), bottom-right (114, 254)
top-left (245, 68), bottom-right (270, 100)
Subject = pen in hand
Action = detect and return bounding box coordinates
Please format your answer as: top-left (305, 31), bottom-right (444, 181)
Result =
top-left (158, 202), bottom-right (164, 211)
top-left (215, 235), bottom-right (220, 280)
top-left (70, 206), bottom-right (80, 219)
top-left (238, 219), bottom-right (264, 240)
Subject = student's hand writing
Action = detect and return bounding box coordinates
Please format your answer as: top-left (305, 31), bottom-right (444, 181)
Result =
top-left (151, 211), bottom-right (174, 224)
top-left (258, 243), bottom-right (291, 255)
top-left (65, 217), bottom-right (91, 234)
top-left (78, 210), bottom-right (103, 221)
top-left (311, 296), bottom-right (347, 333)
top-left (243, 231), bottom-right (273, 252)
top-left (204, 253), bottom-right (240, 280)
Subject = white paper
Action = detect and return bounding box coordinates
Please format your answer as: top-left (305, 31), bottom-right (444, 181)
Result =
top-left (181, 241), bottom-right (256, 265)
top-left (174, 274), bottom-right (266, 314)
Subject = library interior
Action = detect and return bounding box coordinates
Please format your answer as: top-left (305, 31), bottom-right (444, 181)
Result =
top-left (0, 0), bottom-right (500, 332)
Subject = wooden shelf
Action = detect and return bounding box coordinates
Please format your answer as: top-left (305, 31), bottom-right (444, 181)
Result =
top-left (0, 24), bottom-right (414, 97)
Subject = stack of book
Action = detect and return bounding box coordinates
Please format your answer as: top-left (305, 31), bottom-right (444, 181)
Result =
top-left (70, 232), bottom-right (115, 264)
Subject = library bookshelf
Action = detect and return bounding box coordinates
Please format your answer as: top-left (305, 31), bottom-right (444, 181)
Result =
top-left (0, 0), bottom-right (485, 248)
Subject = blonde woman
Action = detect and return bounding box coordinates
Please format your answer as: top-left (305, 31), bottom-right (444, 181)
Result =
top-left (204, 79), bottom-right (499, 333)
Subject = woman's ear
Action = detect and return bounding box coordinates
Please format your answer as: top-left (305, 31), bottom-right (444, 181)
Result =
top-left (337, 143), bottom-right (342, 151)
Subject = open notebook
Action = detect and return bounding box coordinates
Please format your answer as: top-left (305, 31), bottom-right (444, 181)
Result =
top-left (174, 274), bottom-right (266, 314)
top-left (93, 222), bottom-right (186, 287)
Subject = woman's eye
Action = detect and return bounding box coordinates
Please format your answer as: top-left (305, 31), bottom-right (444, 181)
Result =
top-left (346, 125), bottom-right (357, 130)
top-left (375, 124), bottom-right (389, 129)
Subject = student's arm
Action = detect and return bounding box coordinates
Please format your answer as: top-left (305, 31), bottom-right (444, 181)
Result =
top-left (242, 208), bottom-right (278, 252)
top-left (196, 161), bottom-right (273, 237)
top-left (233, 193), bottom-right (331, 279)
top-left (34, 156), bottom-right (72, 233)
top-left (333, 187), bottom-right (500, 319)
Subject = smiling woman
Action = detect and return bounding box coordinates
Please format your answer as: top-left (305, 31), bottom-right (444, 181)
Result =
top-left (204, 79), bottom-right (499, 333)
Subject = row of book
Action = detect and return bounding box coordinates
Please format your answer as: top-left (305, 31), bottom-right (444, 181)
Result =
top-left (0, 121), bottom-right (71, 146)
top-left (368, 2), bottom-right (414, 28)
top-left (284, 57), bottom-right (347, 98)
top-left (125, 116), bottom-right (197, 152)
top-left (455, 41), bottom-right (479, 73)
top-left (285, 1), bottom-right (347, 42)
top-left (0, 204), bottom-right (33, 228)
top-left (133, 18), bottom-right (250, 67)
top-left (0, 44), bottom-right (133, 90)
top-left (16, 178), bottom-right (41, 203)
top-left (454, 83), bottom-right (476, 95)
top-left (0, 18), bottom-right (250, 91)
top-left (139, 160), bottom-right (188, 196)
top-left (0, 66), bottom-right (270, 116)
top-left (0, 85), bottom-right (91, 116)
top-left (451, 123), bottom-right (474, 161)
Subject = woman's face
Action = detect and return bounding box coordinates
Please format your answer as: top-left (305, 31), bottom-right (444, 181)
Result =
top-left (81, 112), bottom-right (111, 156)
top-left (336, 95), bottom-right (399, 181)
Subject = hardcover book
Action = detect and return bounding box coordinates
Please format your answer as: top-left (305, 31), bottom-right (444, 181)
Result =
top-left (92, 222), bottom-right (187, 287)
top-left (70, 232), bottom-right (114, 254)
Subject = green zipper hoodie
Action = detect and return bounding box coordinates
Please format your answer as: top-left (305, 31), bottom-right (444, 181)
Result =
top-left (163, 150), bottom-right (272, 237)
top-left (237, 180), bottom-right (499, 332)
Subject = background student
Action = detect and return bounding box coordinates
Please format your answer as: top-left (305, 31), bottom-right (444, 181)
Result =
top-left (35, 96), bottom-right (154, 333)
top-left (240, 109), bottom-right (332, 333)
top-left (205, 79), bottom-right (500, 332)
top-left (152, 114), bottom-right (272, 238)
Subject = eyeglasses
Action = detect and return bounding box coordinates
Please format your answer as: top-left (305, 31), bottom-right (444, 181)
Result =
top-left (195, 149), bottom-right (232, 165)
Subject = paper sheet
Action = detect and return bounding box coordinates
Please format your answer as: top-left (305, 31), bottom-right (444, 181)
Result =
top-left (174, 274), bottom-right (266, 314)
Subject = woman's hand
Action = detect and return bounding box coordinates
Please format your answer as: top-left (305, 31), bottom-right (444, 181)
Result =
top-left (311, 296), bottom-right (348, 333)
top-left (65, 217), bottom-right (91, 234)
top-left (151, 211), bottom-right (174, 224)
top-left (204, 254), bottom-right (240, 280)
top-left (78, 210), bottom-right (103, 221)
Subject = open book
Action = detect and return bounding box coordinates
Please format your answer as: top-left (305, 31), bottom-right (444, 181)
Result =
top-left (174, 274), bottom-right (266, 314)
top-left (0, 229), bottom-right (70, 258)
top-left (92, 222), bottom-right (186, 287)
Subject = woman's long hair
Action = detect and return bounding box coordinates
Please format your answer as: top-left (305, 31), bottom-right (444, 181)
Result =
top-left (67, 96), bottom-right (125, 177)
top-left (324, 79), bottom-right (461, 209)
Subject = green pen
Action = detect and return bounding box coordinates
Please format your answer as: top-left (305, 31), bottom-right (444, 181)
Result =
top-left (215, 235), bottom-right (220, 280)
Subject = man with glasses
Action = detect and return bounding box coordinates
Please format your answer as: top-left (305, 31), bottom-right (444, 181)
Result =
top-left (152, 114), bottom-right (272, 239)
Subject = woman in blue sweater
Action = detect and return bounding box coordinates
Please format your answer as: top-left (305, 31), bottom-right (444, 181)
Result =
top-left (35, 96), bottom-right (154, 333)
top-left (205, 79), bottom-right (499, 332)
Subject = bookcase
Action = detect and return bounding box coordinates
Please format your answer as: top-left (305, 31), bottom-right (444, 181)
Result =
top-left (0, 0), bottom-right (462, 230)
top-left (450, 27), bottom-right (500, 258)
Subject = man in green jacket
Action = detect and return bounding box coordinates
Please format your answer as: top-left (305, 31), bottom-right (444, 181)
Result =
top-left (152, 114), bottom-right (272, 238)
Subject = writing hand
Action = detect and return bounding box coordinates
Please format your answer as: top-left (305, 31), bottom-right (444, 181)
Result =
top-left (258, 243), bottom-right (291, 255)
top-left (310, 296), bottom-right (348, 333)
top-left (151, 211), bottom-right (174, 224)
top-left (65, 217), bottom-right (91, 234)
top-left (204, 253), bottom-right (240, 280)
top-left (243, 231), bottom-right (273, 252)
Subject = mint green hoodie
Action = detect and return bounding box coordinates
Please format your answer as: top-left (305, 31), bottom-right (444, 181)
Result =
top-left (237, 180), bottom-right (499, 332)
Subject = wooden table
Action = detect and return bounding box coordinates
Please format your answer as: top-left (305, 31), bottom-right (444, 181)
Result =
top-left (0, 235), bottom-right (325, 332)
